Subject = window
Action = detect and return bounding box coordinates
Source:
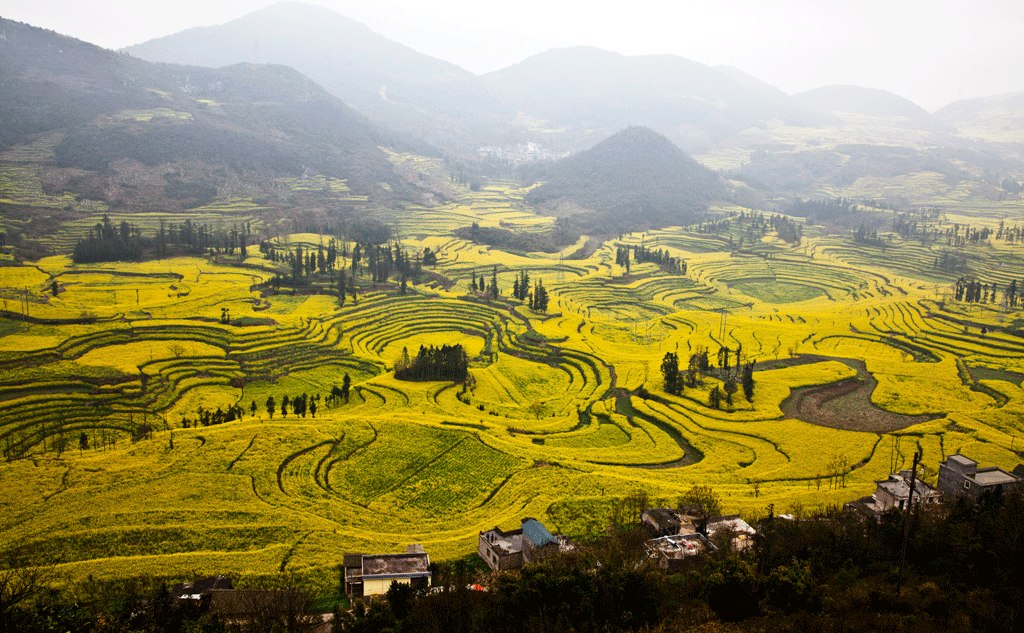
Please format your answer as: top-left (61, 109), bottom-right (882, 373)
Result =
top-left (963, 480), bottom-right (972, 490)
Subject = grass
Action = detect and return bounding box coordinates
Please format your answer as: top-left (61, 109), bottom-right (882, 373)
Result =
top-left (0, 182), bottom-right (1022, 584)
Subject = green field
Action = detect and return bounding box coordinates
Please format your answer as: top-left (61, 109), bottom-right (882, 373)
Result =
top-left (1, 181), bottom-right (1023, 584)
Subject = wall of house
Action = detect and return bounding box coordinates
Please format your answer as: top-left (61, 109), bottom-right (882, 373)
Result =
top-left (938, 464), bottom-right (970, 500)
top-left (479, 539), bottom-right (522, 571)
top-left (364, 578), bottom-right (408, 596)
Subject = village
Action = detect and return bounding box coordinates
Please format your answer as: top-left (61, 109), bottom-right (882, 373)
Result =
top-left (165, 452), bottom-right (1024, 630)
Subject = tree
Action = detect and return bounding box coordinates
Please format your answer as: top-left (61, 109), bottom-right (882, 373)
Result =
top-left (0, 553), bottom-right (56, 632)
top-left (660, 351), bottom-right (683, 395)
top-left (79, 431), bottom-right (89, 451)
top-left (341, 373), bottom-right (351, 403)
top-left (723, 378), bottom-right (738, 407)
top-left (266, 395), bottom-right (276, 420)
top-left (742, 361), bottom-right (756, 402)
top-left (249, 400), bottom-right (257, 418)
top-left (488, 266), bottom-right (499, 299)
top-left (708, 385), bottom-right (722, 409)
top-left (530, 279), bottom-right (550, 312)
top-left (678, 484), bottom-right (722, 533)
top-left (337, 270), bottom-right (347, 307)
top-left (281, 395), bottom-right (290, 418)
top-left (309, 397), bottom-right (318, 418)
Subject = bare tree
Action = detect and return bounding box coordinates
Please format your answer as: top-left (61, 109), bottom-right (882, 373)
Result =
top-left (0, 550), bottom-right (57, 631)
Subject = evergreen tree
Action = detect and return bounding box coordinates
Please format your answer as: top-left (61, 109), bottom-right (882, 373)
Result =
top-left (342, 373), bottom-right (351, 403)
top-left (742, 361), bottom-right (756, 402)
top-left (489, 266), bottom-right (499, 299)
top-left (723, 378), bottom-right (738, 407)
top-left (661, 352), bottom-right (683, 395)
top-left (266, 395), bottom-right (276, 420)
top-left (708, 385), bottom-right (722, 409)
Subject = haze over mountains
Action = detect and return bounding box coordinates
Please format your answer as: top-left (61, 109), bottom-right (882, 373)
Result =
top-left (119, 2), bottom-right (1024, 198)
top-left (2, 0), bottom-right (1023, 242)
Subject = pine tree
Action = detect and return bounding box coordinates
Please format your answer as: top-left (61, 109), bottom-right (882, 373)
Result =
top-left (708, 386), bottom-right (722, 409)
top-left (266, 395), bottom-right (276, 420)
top-left (342, 373), bottom-right (351, 403)
top-left (489, 266), bottom-right (499, 299)
top-left (661, 352), bottom-right (682, 395)
top-left (742, 361), bottom-right (756, 402)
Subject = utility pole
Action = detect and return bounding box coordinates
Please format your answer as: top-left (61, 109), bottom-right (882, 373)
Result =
top-left (896, 449), bottom-right (921, 596)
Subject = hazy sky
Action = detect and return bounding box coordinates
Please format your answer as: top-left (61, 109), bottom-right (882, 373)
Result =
top-left (3, 0), bottom-right (1023, 111)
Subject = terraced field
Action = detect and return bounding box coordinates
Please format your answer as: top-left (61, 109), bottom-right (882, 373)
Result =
top-left (1, 183), bottom-right (1023, 584)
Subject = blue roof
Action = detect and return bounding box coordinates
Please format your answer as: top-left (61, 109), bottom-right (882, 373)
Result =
top-left (522, 518), bottom-right (557, 548)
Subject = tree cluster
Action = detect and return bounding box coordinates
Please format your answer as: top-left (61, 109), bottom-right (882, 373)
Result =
top-left (74, 216), bottom-right (252, 263)
top-left (179, 403), bottom-right (247, 428)
top-left (511, 270), bottom-right (531, 301)
top-left (528, 280), bottom-right (550, 313)
top-left (660, 346), bottom-right (755, 406)
top-left (394, 344), bottom-right (469, 383)
top-left (954, 277), bottom-right (1001, 304)
top-left (631, 244), bottom-right (686, 274)
top-left (470, 267), bottom-right (500, 299)
top-left (455, 220), bottom-right (580, 254)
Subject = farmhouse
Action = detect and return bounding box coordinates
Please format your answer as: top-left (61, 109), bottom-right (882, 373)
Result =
top-left (478, 517), bottom-right (575, 571)
top-left (845, 470), bottom-right (941, 518)
top-left (644, 533), bottom-right (717, 569)
top-left (344, 544), bottom-right (432, 598)
top-left (641, 507), bottom-right (695, 537)
top-left (706, 515), bottom-right (757, 552)
top-left (938, 454), bottom-right (1024, 502)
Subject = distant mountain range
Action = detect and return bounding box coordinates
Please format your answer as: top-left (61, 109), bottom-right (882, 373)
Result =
top-left (0, 16), bottom-right (405, 210)
top-left (792, 85), bottom-right (932, 121)
top-left (124, 1), bottom-right (505, 153)
top-left (122, 2), bottom-right (1024, 163)
top-left (3, 1), bottom-right (1023, 222)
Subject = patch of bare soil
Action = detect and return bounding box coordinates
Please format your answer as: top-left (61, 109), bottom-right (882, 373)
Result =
top-left (779, 356), bottom-right (941, 433)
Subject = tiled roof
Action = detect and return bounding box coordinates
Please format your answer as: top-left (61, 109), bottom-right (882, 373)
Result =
top-left (522, 518), bottom-right (557, 548)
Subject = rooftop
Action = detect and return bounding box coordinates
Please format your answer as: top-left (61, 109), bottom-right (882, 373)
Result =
top-left (522, 518), bottom-right (557, 548)
top-left (973, 468), bottom-right (1019, 486)
top-left (362, 553), bottom-right (430, 577)
top-left (707, 515), bottom-right (756, 536)
top-left (646, 533), bottom-right (716, 559)
top-left (877, 471), bottom-right (940, 499)
top-left (481, 528), bottom-right (525, 556)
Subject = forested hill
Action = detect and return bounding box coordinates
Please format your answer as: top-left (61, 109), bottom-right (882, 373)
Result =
top-left (0, 17), bottom-right (405, 208)
top-left (524, 126), bottom-right (725, 232)
top-left (124, 1), bottom-right (504, 152)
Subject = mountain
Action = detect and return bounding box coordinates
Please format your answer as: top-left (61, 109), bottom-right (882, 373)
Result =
top-left (0, 16), bottom-right (402, 209)
top-left (934, 92), bottom-right (1024, 142)
top-left (483, 47), bottom-right (819, 153)
top-left (524, 126), bottom-right (724, 231)
top-left (792, 85), bottom-right (931, 120)
top-left (125, 1), bottom-right (503, 152)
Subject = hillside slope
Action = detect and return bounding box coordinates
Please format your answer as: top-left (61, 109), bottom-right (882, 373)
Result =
top-left (0, 16), bottom-right (404, 209)
top-left (484, 47), bottom-right (818, 153)
top-left (525, 126), bottom-right (724, 230)
top-left (125, 1), bottom-right (503, 151)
